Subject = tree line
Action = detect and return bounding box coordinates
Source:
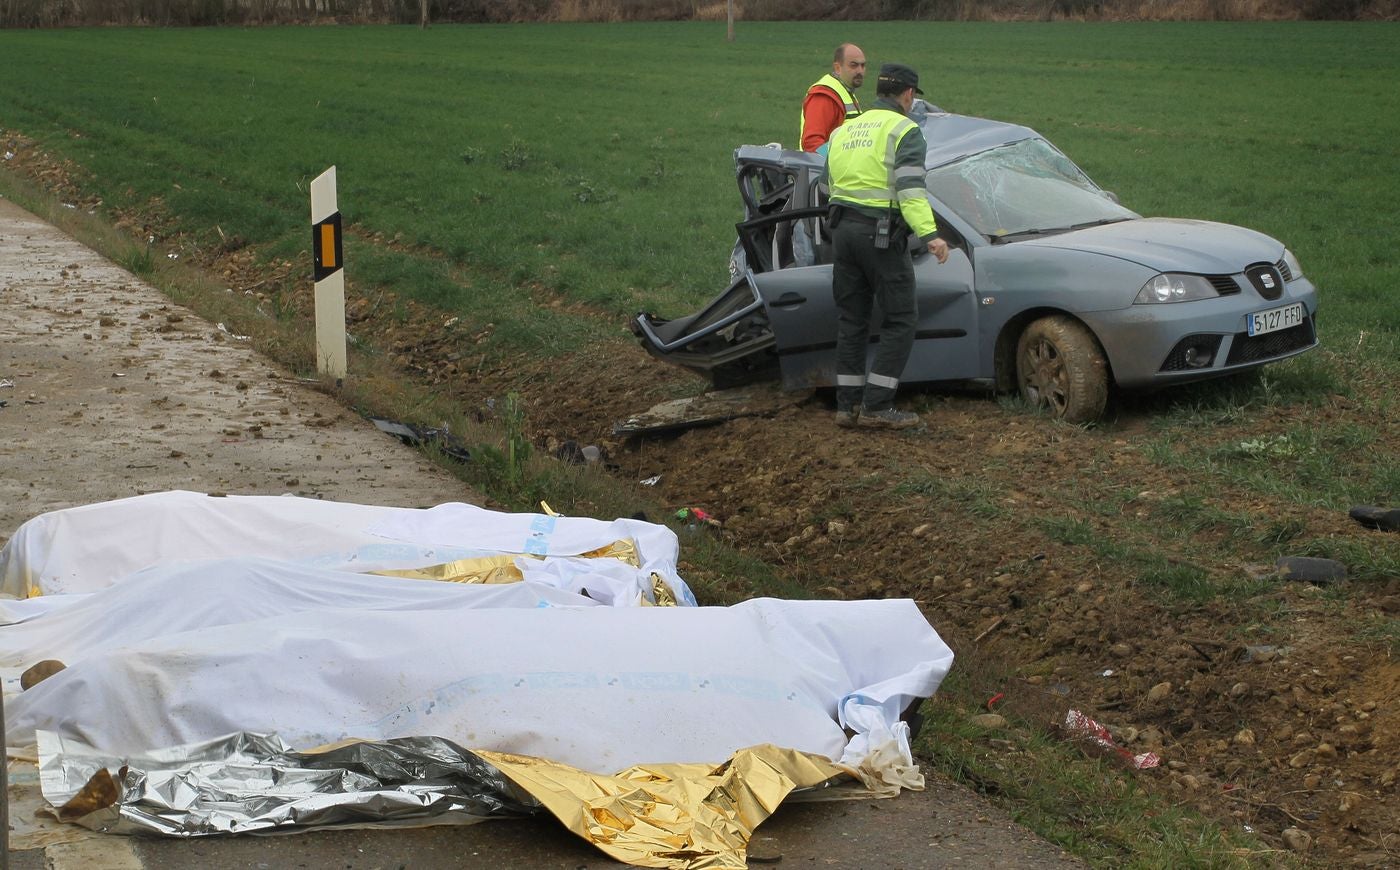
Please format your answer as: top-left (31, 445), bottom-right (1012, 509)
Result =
top-left (2, 0), bottom-right (1393, 29)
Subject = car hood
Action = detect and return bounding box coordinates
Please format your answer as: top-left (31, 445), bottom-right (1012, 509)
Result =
top-left (1019, 218), bottom-right (1283, 274)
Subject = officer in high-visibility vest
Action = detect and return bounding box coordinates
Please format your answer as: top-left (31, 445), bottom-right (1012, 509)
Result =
top-left (826, 62), bottom-right (950, 430)
top-left (800, 43), bottom-right (865, 154)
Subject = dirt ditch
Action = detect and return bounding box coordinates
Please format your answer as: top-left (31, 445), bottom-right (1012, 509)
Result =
top-left (316, 251), bottom-right (1400, 867)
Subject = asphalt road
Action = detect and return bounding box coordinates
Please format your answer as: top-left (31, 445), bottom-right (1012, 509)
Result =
top-left (0, 192), bottom-right (1084, 869)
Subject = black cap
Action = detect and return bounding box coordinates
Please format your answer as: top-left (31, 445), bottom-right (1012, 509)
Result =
top-left (877, 62), bottom-right (924, 95)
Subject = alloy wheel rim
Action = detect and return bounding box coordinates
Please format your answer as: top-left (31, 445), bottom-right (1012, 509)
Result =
top-left (1021, 338), bottom-right (1069, 415)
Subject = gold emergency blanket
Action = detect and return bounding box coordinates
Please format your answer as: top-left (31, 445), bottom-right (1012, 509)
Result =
top-left (478, 744), bottom-right (852, 869)
top-left (370, 539), bottom-right (640, 585)
top-left (368, 539), bottom-right (684, 606)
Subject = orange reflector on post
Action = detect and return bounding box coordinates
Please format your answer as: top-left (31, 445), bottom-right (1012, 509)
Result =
top-left (312, 211), bottom-right (343, 282)
top-left (320, 223), bottom-right (337, 269)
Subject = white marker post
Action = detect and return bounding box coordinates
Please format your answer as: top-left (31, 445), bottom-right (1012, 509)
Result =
top-left (310, 166), bottom-right (347, 384)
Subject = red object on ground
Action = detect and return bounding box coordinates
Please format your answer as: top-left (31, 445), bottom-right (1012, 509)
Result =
top-left (1064, 709), bottom-right (1161, 770)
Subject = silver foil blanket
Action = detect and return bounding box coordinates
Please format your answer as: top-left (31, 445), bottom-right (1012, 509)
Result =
top-left (38, 730), bottom-right (540, 836)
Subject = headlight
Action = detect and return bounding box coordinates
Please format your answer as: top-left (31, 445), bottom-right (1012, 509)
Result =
top-left (1134, 273), bottom-right (1219, 304)
top-left (1283, 248), bottom-right (1304, 281)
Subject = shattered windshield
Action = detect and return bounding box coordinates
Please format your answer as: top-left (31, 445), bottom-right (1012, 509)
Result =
top-left (926, 138), bottom-right (1136, 240)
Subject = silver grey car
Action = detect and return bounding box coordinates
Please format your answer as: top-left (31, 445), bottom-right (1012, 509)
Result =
top-left (632, 103), bottom-right (1319, 423)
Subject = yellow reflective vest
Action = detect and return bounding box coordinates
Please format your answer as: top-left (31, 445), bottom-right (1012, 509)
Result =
top-left (827, 106), bottom-right (938, 240)
top-left (799, 74), bottom-right (862, 146)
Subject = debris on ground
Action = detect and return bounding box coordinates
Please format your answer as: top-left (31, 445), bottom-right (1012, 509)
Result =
top-left (1061, 710), bottom-right (1161, 770)
top-left (552, 439), bottom-right (604, 465)
top-left (675, 506), bottom-right (722, 530)
top-left (1348, 504), bottom-right (1399, 532)
top-left (369, 417), bottom-right (471, 462)
top-left (1275, 555), bottom-right (1348, 585)
top-left (613, 384), bottom-right (811, 437)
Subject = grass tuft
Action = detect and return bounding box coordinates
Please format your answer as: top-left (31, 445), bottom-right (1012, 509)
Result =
top-left (115, 241), bottom-right (157, 276)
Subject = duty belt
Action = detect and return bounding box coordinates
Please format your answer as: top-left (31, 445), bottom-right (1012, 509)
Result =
top-left (833, 206), bottom-right (882, 225)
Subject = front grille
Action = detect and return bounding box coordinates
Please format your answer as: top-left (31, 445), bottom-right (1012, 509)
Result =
top-left (1160, 334), bottom-right (1224, 372)
top-left (1207, 274), bottom-right (1240, 296)
top-left (1225, 316), bottom-right (1316, 366)
top-left (1245, 263), bottom-right (1285, 301)
top-left (1276, 258), bottom-right (1293, 282)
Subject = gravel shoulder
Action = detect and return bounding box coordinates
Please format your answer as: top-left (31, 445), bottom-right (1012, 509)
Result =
top-left (0, 195), bottom-right (475, 535)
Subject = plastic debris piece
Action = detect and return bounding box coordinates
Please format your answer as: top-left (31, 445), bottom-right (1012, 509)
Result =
top-left (370, 417), bottom-right (470, 463)
top-left (216, 322), bottom-right (251, 341)
top-left (1234, 644), bottom-right (1287, 663)
top-left (1349, 505), bottom-right (1399, 532)
top-left (675, 507), bottom-right (721, 529)
top-left (1276, 556), bottom-right (1348, 585)
top-left (613, 384), bottom-right (811, 437)
top-left (640, 475), bottom-right (661, 486)
top-left (1063, 709), bottom-right (1160, 770)
top-left (552, 439), bottom-right (603, 465)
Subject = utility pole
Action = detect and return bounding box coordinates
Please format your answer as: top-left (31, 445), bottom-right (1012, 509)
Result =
top-left (727, 0), bottom-right (734, 41)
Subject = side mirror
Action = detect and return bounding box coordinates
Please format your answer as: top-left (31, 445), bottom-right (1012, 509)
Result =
top-left (1102, 190), bottom-right (1120, 204)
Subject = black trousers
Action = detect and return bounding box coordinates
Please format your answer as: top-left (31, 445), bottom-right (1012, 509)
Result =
top-left (831, 217), bottom-right (917, 412)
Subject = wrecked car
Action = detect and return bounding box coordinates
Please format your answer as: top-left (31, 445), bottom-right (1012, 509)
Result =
top-left (632, 103), bottom-right (1319, 423)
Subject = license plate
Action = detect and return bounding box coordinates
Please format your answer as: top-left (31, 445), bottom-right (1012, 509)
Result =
top-left (1247, 302), bottom-right (1305, 337)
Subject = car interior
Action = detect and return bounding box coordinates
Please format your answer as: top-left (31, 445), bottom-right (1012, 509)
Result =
top-left (736, 155), bottom-right (967, 275)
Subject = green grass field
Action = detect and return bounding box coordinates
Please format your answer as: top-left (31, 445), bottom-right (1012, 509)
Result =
top-left (1, 22), bottom-right (1397, 361)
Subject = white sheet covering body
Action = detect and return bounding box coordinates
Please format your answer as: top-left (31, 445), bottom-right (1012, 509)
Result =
top-left (6, 594), bottom-right (953, 776)
top-left (369, 503), bottom-right (694, 605)
top-left (0, 557), bottom-right (597, 673)
top-left (0, 491), bottom-right (691, 606)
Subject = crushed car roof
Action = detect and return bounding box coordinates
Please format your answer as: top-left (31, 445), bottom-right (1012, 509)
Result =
top-left (915, 107), bottom-right (1039, 170)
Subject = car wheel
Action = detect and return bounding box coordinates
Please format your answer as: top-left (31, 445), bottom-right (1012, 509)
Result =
top-left (1015, 315), bottom-right (1108, 423)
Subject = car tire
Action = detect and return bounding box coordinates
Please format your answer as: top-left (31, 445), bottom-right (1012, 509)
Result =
top-left (1015, 315), bottom-right (1108, 423)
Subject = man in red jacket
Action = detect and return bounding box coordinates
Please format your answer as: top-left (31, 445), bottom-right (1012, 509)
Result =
top-left (800, 43), bottom-right (866, 154)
